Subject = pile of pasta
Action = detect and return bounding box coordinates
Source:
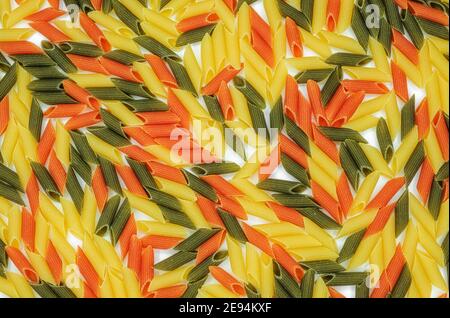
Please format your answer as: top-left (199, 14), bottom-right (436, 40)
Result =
top-left (0, 0), bottom-right (448, 299)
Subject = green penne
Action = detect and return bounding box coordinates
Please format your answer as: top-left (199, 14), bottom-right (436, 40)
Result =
top-left (96, 195), bottom-right (121, 235)
top-left (319, 126), bottom-right (367, 143)
top-left (112, 0), bottom-right (143, 35)
top-left (59, 42), bottom-right (103, 57)
top-left (272, 194), bottom-right (318, 209)
top-left (31, 282), bottom-right (59, 298)
top-left (134, 36), bottom-right (180, 61)
top-left (203, 95), bottom-right (225, 122)
top-left (176, 25), bottom-right (217, 47)
top-left (166, 59), bottom-right (197, 96)
top-left (42, 40), bottom-right (77, 73)
top-left (175, 228), bottom-right (220, 251)
top-left (233, 76), bottom-right (266, 110)
top-left (325, 53), bottom-right (372, 66)
top-left (70, 146), bottom-right (92, 185)
top-left (111, 78), bottom-right (153, 98)
top-left (65, 165), bottom-right (84, 212)
top-left (337, 229), bottom-right (366, 263)
top-left (322, 272), bottom-right (369, 286)
top-left (187, 250), bottom-right (228, 282)
top-left (295, 68), bottom-right (335, 83)
top-left (28, 98), bottom-right (43, 142)
top-left (395, 191), bottom-right (409, 237)
top-left (436, 162), bottom-right (449, 181)
top-left (154, 251), bottom-right (197, 271)
top-left (217, 208), bottom-right (247, 243)
top-left (0, 182), bottom-right (24, 205)
top-left (248, 102), bottom-right (269, 138)
top-left (428, 178), bottom-right (443, 220)
top-left (390, 265), bottom-right (411, 298)
top-left (297, 207), bottom-right (341, 230)
top-left (110, 198), bottom-right (131, 245)
top-left (339, 143), bottom-right (360, 190)
top-left (300, 0), bottom-right (314, 23)
top-left (257, 178), bottom-right (307, 194)
top-left (285, 116), bottom-right (311, 155)
top-left (442, 232), bottom-right (448, 266)
top-left (70, 130), bottom-right (98, 164)
top-left (224, 124), bottom-right (247, 160)
top-left (384, 0), bottom-right (404, 32)
top-left (245, 283), bottom-right (261, 298)
top-left (87, 126), bottom-right (131, 147)
top-left (160, 205), bottom-right (195, 229)
top-left (102, 0), bottom-right (113, 13)
top-left (321, 67), bottom-right (343, 106)
top-left (98, 156), bottom-right (123, 195)
top-left (12, 54), bottom-right (56, 67)
top-left (345, 139), bottom-right (373, 176)
top-left (401, 95), bottom-right (415, 140)
top-left (103, 50), bottom-right (145, 65)
top-left (273, 262), bottom-right (302, 298)
top-left (0, 163), bottom-right (23, 192)
top-left (300, 269), bottom-right (315, 298)
top-left (377, 17), bottom-right (392, 55)
top-left (48, 284), bottom-right (77, 298)
top-left (181, 276), bottom-right (208, 298)
top-left (280, 154), bottom-right (310, 186)
top-left (32, 91), bottom-right (76, 104)
top-left (87, 87), bottom-right (131, 100)
top-left (0, 238), bottom-right (6, 267)
top-left (123, 98), bottom-right (169, 112)
top-left (24, 66), bottom-right (67, 79)
top-left (277, 0), bottom-right (311, 31)
top-left (147, 188), bottom-right (181, 211)
top-left (27, 79), bottom-right (64, 92)
top-left (190, 162), bottom-right (240, 175)
top-left (100, 108), bottom-right (126, 137)
top-left (0, 62), bottom-right (17, 101)
top-left (79, 0), bottom-right (95, 12)
top-left (182, 170), bottom-right (218, 202)
top-left (275, 279), bottom-right (291, 298)
top-left (417, 17), bottom-right (449, 40)
top-left (355, 281), bottom-right (369, 298)
top-left (376, 118), bottom-right (394, 162)
top-left (126, 157), bottom-right (158, 191)
top-left (404, 141), bottom-right (424, 185)
top-left (351, 7), bottom-right (370, 51)
top-left (30, 161), bottom-right (61, 199)
top-left (0, 53), bottom-right (10, 72)
top-left (270, 98), bottom-right (284, 132)
top-left (300, 260), bottom-right (345, 274)
top-left (400, 10), bottom-right (424, 49)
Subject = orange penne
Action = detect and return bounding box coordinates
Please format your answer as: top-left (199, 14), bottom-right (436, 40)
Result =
top-left (0, 41), bottom-right (43, 55)
top-left (127, 235), bottom-right (142, 277)
top-left (392, 29), bottom-right (419, 65)
top-left (67, 54), bottom-right (109, 74)
top-left (37, 122), bottom-right (56, 164)
top-left (279, 134), bottom-right (308, 168)
top-left (306, 80), bottom-right (327, 125)
top-left (325, 85), bottom-right (347, 121)
top-left (168, 89), bottom-right (191, 129)
top-left (140, 245), bottom-right (154, 295)
top-left (201, 65), bottom-right (242, 95)
top-left (259, 145), bottom-right (280, 181)
top-left (417, 158), bottom-right (434, 203)
top-left (196, 194), bottom-right (225, 229)
top-left (123, 127), bottom-right (156, 146)
top-left (21, 209), bottom-right (35, 252)
top-left (242, 223), bottom-right (274, 258)
top-left (251, 29), bottom-right (274, 67)
top-left (209, 266), bottom-right (246, 296)
top-left (394, 0), bottom-right (408, 9)
top-left (326, 0), bottom-right (340, 31)
top-left (92, 166), bottom-right (108, 211)
top-left (26, 173), bottom-right (40, 215)
top-left (298, 91), bottom-right (313, 137)
top-left (62, 80), bottom-right (100, 110)
top-left (408, 1), bottom-right (449, 26)
top-left (364, 203), bottom-right (396, 238)
top-left (145, 55), bottom-right (178, 88)
top-left (432, 111), bottom-right (449, 161)
top-left (196, 229), bottom-right (226, 264)
top-left (415, 98), bottom-right (430, 139)
top-left (312, 125), bottom-right (339, 164)
top-left (65, 111), bottom-right (101, 130)
top-left (311, 181), bottom-right (341, 223)
top-left (176, 13), bottom-right (219, 33)
top-left (223, 0), bottom-right (236, 11)
top-left (137, 111), bottom-right (180, 125)
top-left (48, 150), bottom-right (67, 193)
top-left (141, 235), bottom-right (182, 249)
top-left (250, 8), bottom-right (272, 46)
top-left (146, 161), bottom-right (187, 184)
top-left (337, 173), bottom-right (353, 219)
top-left (99, 57), bottom-right (142, 82)
top-left (115, 164), bottom-right (147, 197)
top-left (371, 245), bottom-right (406, 298)
top-left (217, 194), bottom-right (247, 220)
top-left (285, 17), bottom-right (303, 57)
top-left (329, 287), bottom-right (346, 298)
top-left (6, 247), bottom-right (39, 283)
top-left (80, 12), bottom-right (111, 52)
top-left (342, 80), bottom-right (389, 94)
top-left (391, 61), bottom-right (408, 102)
top-left (29, 21), bottom-right (70, 42)
top-left (44, 104), bottom-right (87, 118)
top-left (366, 177), bottom-right (405, 210)
top-left (332, 90), bottom-right (365, 127)
top-left (284, 75), bottom-right (299, 124)
top-left (217, 81), bottom-right (235, 120)
top-left (83, 282), bottom-right (97, 298)
top-left (272, 244), bottom-right (304, 283)
top-left (46, 241), bottom-right (62, 285)
top-left (25, 7), bottom-right (65, 22)
top-left (119, 215), bottom-right (136, 259)
top-left (146, 284), bottom-right (187, 298)
top-left (201, 175), bottom-right (242, 196)
top-left (48, 0), bottom-right (60, 8)
top-left (120, 144), bottom-right (157, 162)
top-left (266, 201), bottom-right (304, 228)
top-left (0, 96), bottom-right (9, 135)
top-left (76, 248), bottom-right (99, 296)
